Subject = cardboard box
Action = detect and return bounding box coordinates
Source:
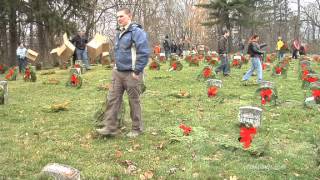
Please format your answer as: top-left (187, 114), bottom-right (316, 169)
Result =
top-left (87, 34), bottom-right (109, 60)
top-left (51, 33), bottom-right (75, 62)
top-left (26, 49), bottom-right (39, 62)
top-left (101, 52), bottom-right (110, 65)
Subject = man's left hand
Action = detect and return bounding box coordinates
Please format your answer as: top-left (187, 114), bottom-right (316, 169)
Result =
top-left (132, 72), bottom-right (139, 80)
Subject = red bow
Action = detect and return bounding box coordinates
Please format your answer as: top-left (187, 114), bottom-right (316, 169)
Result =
top-left (172, 63), bottom-right (177, 70)
top-left (262, 63), bottom-right (267, 70)
top-left (71, 74), bottom-right (79, 86)
top-left (24, 68), bottom-right (31, 79)
top-left (232, 59), bottom-right (239, 66)
top-left (74, 64), bottom-right (81, 68)
top-left (239, 127), bottom-right (257, 149)
top-left (307, 76), bottom-right (318, 83)
top-left (275, 67), bottom-right (282, 74)
top-left (208, 86), bottom-right (218, 97)
top-left (150, 62), bottom-right (158, 69)
top-left (202, 68), bottom-right (212, 78)
top-left (302, 70), bottom-right (309, 80)
top-left (260, 88), bottom-right (272, 105)
top-left (312, 89), bottom-right (320, 98)
top-left (179, 124), bottom-right (192, 136)
top-left (5, 68), bottom-right (14, 80)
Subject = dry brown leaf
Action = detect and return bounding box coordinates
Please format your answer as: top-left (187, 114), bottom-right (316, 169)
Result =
top-left (151, 132), bottom-right (158, 136)
top-left (140, 171), bottom-right (154, 180)
top-left (133, 144), bottom-right (141, 150)
top-left (156, 141), bottom-right (165, 150)
top-left (193, 173), bottom-right (199, 178)
top-left (115, 150), bottom-right (123, 158)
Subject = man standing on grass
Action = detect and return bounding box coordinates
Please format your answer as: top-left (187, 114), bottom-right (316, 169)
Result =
top-left (96, 8), bottom-right (150, 138)
top-left (215, 30), bottom-right (230, 76)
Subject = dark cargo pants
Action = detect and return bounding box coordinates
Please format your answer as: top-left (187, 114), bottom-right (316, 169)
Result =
top-left (102, 69), bottom-right (143, 132)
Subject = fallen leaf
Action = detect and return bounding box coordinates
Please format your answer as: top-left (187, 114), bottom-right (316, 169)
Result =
top-left (133, 144), bottom-right (141, 150)
top-left (151, 132), bottom-right (158, 136)
top-left (193, 173), bottom-right (199, 178)
top-left (115, 150), bottom-right (123, 158)
top-left (140, 171), bottom-right (154, 180)
top-left (156, 141), bottom-right (165, 150)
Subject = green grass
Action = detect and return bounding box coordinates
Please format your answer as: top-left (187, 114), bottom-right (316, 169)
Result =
top-left (0, 59), bottom-right (319, 179)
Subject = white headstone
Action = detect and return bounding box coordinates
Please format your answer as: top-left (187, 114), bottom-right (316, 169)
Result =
top-left (207, 79), bottom-right (222, 88)
top-left (41, 163), bottom-right (80, 180)
top-left (239, 106), bottom-right (262, 127)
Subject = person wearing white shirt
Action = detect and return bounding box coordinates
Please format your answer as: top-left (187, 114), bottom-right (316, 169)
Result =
top-left (16, 43), bottom-right (27, 73)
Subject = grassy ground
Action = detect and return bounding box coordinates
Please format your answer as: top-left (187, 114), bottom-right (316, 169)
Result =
top-left (0, 58), bottom-right (319, 179)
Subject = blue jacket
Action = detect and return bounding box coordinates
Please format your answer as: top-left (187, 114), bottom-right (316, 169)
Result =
top-left (115, 23), bottom-right (150, 74)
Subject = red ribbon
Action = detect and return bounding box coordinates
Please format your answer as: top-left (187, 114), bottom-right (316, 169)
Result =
top-left (150, 62), bottom-right (158, 69)
top-left (262, 63), bottom-right (267, 70)
top-left (232, 59), bottom-right (240, 66)
top-left (5, 68), bottom-right (14, 80)
top-left (239, 127), bottom-right (257, 149)
top-left (302, 70), bottom-right (309, 81)
top-left (312, 89), bottom-right (320, 98)
top-left (172, 63), bottom-right (177, 70)
top-left (275, 67), bottom-right (282, 74)
top-left (179, 124), bottom-right (192, 136)
top-left (202, 68), bottom-right (212, 78)
top-left (71, 74), bottom-right (79, 86)
top-left (74, 64), bottom-right (81, 68)
top-left (260, 88), bottom-right (272, 105)
top-left (24, 68), bottom-right (31, 79)
top-left (208, 86), bottom-right (218, 97)
top-left (307, 76), bottom-right (318, 83)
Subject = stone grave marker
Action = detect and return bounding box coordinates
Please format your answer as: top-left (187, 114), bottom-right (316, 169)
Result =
top-left (0, 81), bottom-right (8, 105)
top-left (239, 106), bottom-right (262, 128)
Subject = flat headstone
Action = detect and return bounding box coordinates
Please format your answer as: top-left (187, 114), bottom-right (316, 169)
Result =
top-left (300, 60), bottom-right (311, 67)
top-left (207, 79), bottom-right (222, 88)
top-left (70, 68), bottom-right (81, 75)
top-left (305, 96), bottom-right (317, 107)
top-left (260, 81), bottom-right (274, 89)
top-left (0, 81), bottom-right (8, 105)
top-left (41, 163), bottom-right (80, 180)
top-left (239, 106), bottom-right (262, 128)
top-left (233, 55), bottom-right (242, 60)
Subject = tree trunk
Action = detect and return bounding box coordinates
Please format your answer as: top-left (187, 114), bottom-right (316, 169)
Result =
top-left (8, 0), bottom-right (18, 67)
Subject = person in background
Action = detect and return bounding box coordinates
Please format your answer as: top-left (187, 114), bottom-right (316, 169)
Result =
top-left (171, 40), bottom-right (178, 54)
top-left (16, 42), bottom-right (27, 73)
top-left (163, 35), bottom-right (171, 60)
top-left (276, 36), bottom-right (284, 61)
top-left (71, 30), bottom-right (91, 70)
top-left (239, 39), bottom-right (245, 55)
top-left (291, 39), bottom-right (300, 59)
top-left (242, 34), bottom-right (264, 84)
top-left (215, 30), bottom-right (230, 76)
top-left (96, 7), bottom-right (150, 138)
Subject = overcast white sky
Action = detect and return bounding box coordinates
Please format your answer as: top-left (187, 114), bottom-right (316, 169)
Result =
top-left (289, 0), bottom-right (315, 11)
